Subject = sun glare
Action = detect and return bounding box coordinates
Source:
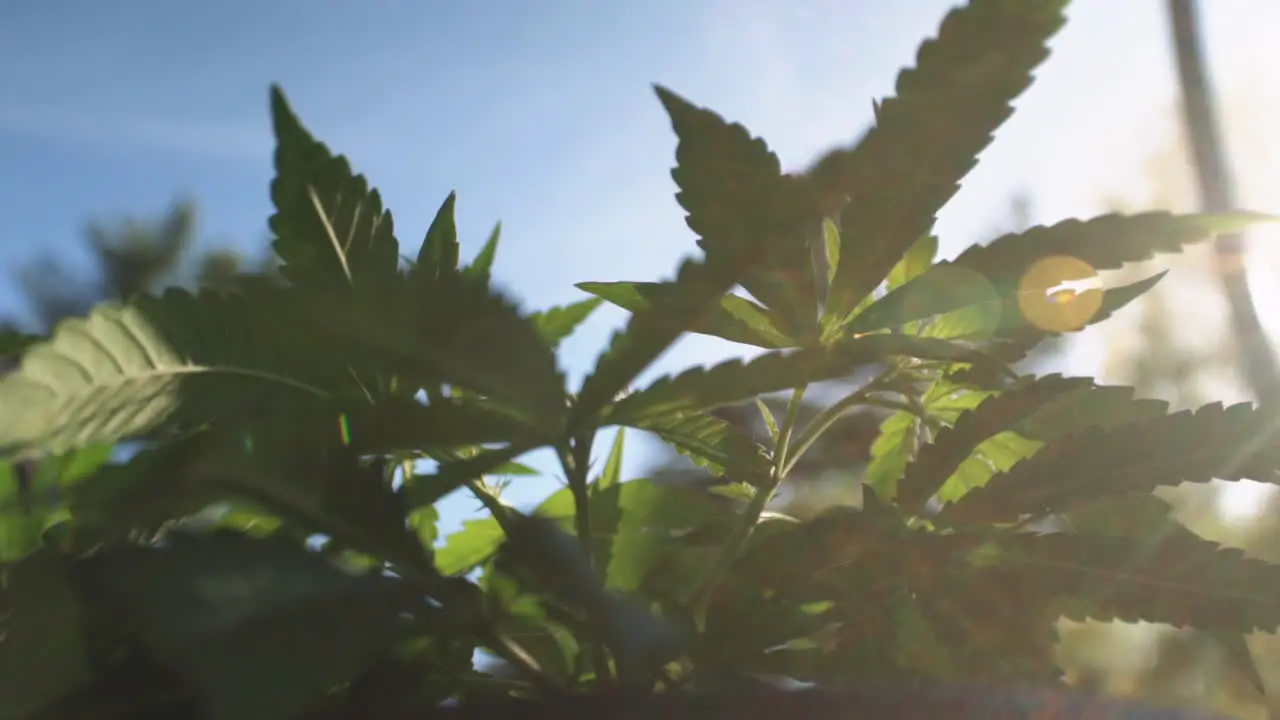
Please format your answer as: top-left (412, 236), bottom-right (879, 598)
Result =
top-left (1213, 187), bottom-right (1280, 523)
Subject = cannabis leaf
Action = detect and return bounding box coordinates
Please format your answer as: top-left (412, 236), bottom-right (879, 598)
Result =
top-left (74, 531), bottom-right (411, 720)
top-left (574, 87), bottom-right (810, 426)
top-left (812, 0), bottom-right (1067, 327)
top-left (943, 402), bottom-right (1280, 523)
top-left (994, 530), bottom-right (1280, 635)
top-left (531, 298), bottom-right (603, 350)
top-left (413, 191), bottom-right (462, 282)
top-left (0, 289), bottom-right (340, 458)
top-left (269, 85), bottom-right (399, 289)
top-left (576, 281), bottom-right (791, 349)
top-left (608, 335), bottom-right (1006, 426)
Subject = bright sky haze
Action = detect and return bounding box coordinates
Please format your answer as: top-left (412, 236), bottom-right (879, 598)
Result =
top-left (5, 1), bottom-right (1280, 529)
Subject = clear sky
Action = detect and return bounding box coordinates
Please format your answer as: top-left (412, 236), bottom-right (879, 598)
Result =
top-left (4, 1), bottom-right (1280, 532)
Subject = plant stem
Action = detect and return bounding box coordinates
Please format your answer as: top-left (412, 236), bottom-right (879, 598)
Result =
top-left (557, 434), bottom-right (617, 687)
top-left (558, 434), bottom-right (596, 564)
top-left (687, 385), bottom-right (808, 624)
top-left (782, 374), bottom-right (899, 477)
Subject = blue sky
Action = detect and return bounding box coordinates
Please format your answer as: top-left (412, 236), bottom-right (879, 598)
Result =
top-left (4, 1), bottom-right (1280, 531)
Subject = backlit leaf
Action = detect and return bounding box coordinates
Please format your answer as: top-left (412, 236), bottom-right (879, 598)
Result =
top-left (609, 335), bottom-right (1007, 426)
top-left (269, 85), bottom-right (399, 289)
top-left (943, 402), bottom-right (1280, 523)
top-left (813, 0), bottom-right (1067, 324)
top-left (574, 87), bottom-right (810, 426)
top-left (576, 281), bottom-right (791, 349)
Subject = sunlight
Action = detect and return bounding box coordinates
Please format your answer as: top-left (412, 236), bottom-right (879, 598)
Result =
top-left (1215, 207), bottom-right (1280, 522)
top-left (1217, 478), bottom-right (1271, 522)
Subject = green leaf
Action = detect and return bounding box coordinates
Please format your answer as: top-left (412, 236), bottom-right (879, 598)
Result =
top-left (0, 550), bottom-right (92, 719)
top-left (346, 396), bottom-right (541, 453)
top-left (67, 434), bottom-right (226, 535)
top-left (410, 504), bottom-right (440, 554)
top-left (576, 281), bottom-right (791, 349)
top-left (897, 375), bottom-right (1093, 512)
top-left (863, 410), bottom-right (919, 501)
top-left (414, 274), bottom-right (567, 428)
top-left (954, 211), bottom-right (1269, 285)
top-left (886, 235), bottom-right (938, 290)
top-left (494, 513), bottom-right (685, 684)
top-left (462, 222), bottom-right (502, 283)
top-left (574, 86), bottom-right (810, 427)
top-left (822, 217), bottom-right (840, 287)
top-left (403, 444), bottom-right (535, 510)
top-left (940, 212), bottom-right (1266, 339)
top-left (812, 0), bottom-right (1067, 324)
top-left (268, 85), bottom-right (399, 289)
top-left (982, 272), bottom-right (1168, 363)
top-left (917, 380), bottom-right (1170, 511)
top-left (943, 402), bottom-right (1280, 524)
top-left (597, 430), bottom-right (626, 492)
top-left (1062, 492), bottom-right (1180, 538)
top-left (605, 479), bottom-right (737, 593)
top-left (935, 431), bottom-right (1042, 508)
top-left (0, 289), bottom-right (338, 458)
top-left (852, 263), bottom-right (1167, 347)
top-left (76, 530), bottom-right (410, 720)
top-left (991, 530), bottom-right (1280, 636)
top-left (849, 264), bottom-right (1001, 336)
top-left (607, 335), bottom-right (1009, 426)
top-left (632, 411), bottom-right (771, 482)
top-left (414, 191), bottom-right (461, 281)
top-left (437, 517), bottom-right (507, 576)
top-left (326, 273), bottom-right (567, 431)
top-left (0, 445), bottom-right (112, 562)
top-left (531, 298), bottom-right (603, 350)
top-left (755, 397), bottom-right (780, 442)
top-left (74, 418), bottom-right (440, 583)
top-left (652, 85), bottom-right (817, 341)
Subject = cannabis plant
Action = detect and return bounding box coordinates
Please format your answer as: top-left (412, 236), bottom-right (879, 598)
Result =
top-left (0, 1), bottom-right (1276, 718)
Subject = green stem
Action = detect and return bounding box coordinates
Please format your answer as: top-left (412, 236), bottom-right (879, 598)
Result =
top-left (558, 434), bottom-right (596, 564)
top-left (687, 385), bottom-right (808, 625)
top-left (556, 434), bottom-right (617, 688)
top-left (782, 375), bottom-right (901, 477)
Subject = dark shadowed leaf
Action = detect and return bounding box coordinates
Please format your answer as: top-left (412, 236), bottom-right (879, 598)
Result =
top-left (943, 402), bottom-right (1280, 523)
top-left (0, 551), bottom-right (91, 719)
top-left (321, 273), bottom-right (567, 431)
top-left (607, 335), bottom-right (1009, 426)
top-left (574, 87), bottom-right (810, 427)
top-left (75, 531), bottom-right (410, 720)
top-left (812, 0), bottom-right (1067, 326)
top-left (413, 191), bottom-right (461, 281)
top-left (345, 395), bottom-right (542, 452)
top-left (955, 211), bottom-right (1269, 282)
top-left (403, 444), bottom-right (536, 510)
top-left (991, 530), bottom-right (1280, 636)
top-left (268, 85), bottom-right (399, 289)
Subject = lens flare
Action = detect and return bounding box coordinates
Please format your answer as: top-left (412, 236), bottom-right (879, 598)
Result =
top-left (1017, 255), bottom-right (1103, 333)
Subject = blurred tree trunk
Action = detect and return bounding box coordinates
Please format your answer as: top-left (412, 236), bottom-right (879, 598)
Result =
top-left (1167, 0), bottom-right (1280, 405)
